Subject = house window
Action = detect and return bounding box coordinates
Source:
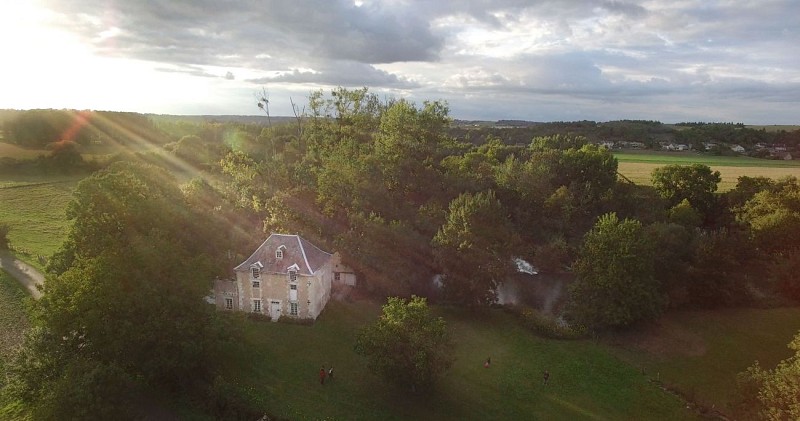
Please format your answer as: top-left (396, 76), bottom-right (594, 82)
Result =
top-left (276, 249), bottom-right (283, 259)
top-left (289, 283), bottom-right (298, 301)
top-left (252, 299), bottom-right (262, 313)
top-left (290, 302), bottom-right (298, 316)
top-left (289, 270), bottom-right (297, 283)
top-left (251, 267), bottom-right (260, 279)
top-left (334, 272), bottom-right (341, 281)
top-left (252, 280), bottom-right (260, 288)
top-left (225, 298), bottom-right (233, 310)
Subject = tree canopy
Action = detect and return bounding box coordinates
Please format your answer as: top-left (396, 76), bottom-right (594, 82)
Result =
top-left (736, 177), bottom-right (800, 300)
top-left (432, 190), bottom-right (517, 306)
top-left (651, 164), bottom-right (721, 221)
top-left (8, 161), bottom-right (229, 417)
top-left (737, 331), bottom-right (800, 420)
top-left (354, 296), bottom-right (453, 393)
top-left (567, 213), bottom-right (662, 330)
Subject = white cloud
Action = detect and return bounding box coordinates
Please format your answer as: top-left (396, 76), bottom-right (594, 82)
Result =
top-left (0, 0), bottom-right (796, 123)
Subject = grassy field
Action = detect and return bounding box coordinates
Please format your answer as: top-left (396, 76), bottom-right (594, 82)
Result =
top-left (746, 125), bottom-right (800, 132)
top-left (0, 143), bottom-right (47, 160)
top-left (605, 307), bottom-right (800, 415)
top-left (217, 300), bottom-right (696, 421)
top-left (0, 176), bottom-right (78, 267)
top-left (0, 270), bottom-right (30, 361)
top-left (615, 151), bottom-right (800, 191)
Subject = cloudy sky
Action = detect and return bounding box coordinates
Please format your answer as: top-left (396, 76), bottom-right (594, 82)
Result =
top-left (1, 0), bottom-right (798, 123)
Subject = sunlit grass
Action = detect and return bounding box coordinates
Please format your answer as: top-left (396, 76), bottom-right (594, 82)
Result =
top-left (615, 152), bottom-right (800, 191)
top-left (0, 142), bottom-right (48, 159)
top-left (0, 177), bottom-right (78, 266)
top-left (605, 307), bottom-right (800, 414)
top-left (615, 151), bottom-right (800, 168)
top-left (218, 301), bottom-right (696, 420)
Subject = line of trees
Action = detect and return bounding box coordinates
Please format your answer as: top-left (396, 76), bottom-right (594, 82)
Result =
top-left (2, 110), bottom-right (168, 149)
top-left (1, 162), bottom-right (263, 419)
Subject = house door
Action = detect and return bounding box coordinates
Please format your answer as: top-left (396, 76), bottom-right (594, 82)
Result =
top-left (270, 300), bottom-right (281, 322)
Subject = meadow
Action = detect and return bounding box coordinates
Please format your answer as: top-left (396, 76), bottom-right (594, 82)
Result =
top-left (615, 151), bottom-right (800, 191)
top-left (215, 300), bottom-right (697, 421)
top-left (605, 307), bottom-right (800, 414)
top-left (745, 125), bottom-right (800, 132)
top-left (0, 143), bottom-right (46, 160)
top-left (0, 176), bottom-right (78, 268)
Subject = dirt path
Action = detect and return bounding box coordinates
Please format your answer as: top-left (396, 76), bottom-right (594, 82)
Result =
top-left (0, 251), bottom-right (44, 299)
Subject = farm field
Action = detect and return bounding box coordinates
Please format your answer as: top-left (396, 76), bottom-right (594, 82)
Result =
top-left (605, 307), bottom-right (800, 415)
top-left (0, 175), bottom-right (79, 267)
top-left (615, 151), bottom-right (800, 191)
top-left (0, 142), bottom-right (47, 160)
top-left (215, 300), bottom-right (697, 421)
top-left (745, 125), bottom-right (800, 132)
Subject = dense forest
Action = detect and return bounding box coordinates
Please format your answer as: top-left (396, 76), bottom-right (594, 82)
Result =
top-left (2, 90), bottom-right (799, 313)
top-left (1, 89), bottom-right (799, 418)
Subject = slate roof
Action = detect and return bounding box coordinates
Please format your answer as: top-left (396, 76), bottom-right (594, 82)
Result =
top-left (234, 234), bottom-right (333, 276)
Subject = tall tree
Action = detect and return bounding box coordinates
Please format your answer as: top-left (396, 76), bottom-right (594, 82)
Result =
top-left (685, 228), bottom-right (755, 307)
top-left (13, 161), bottom-right (224, 417)
top-left (736, 178), bottom-right (800, 299)
top-left (567, 213), bottom-right (662, 330)
top-left (736, 178), bottom-right (800, 254)
top-left (354, 296), bottom-right (452, 393)
top-left (736, 331), bottom-right (800, 420)
top-left (374, 99), bottom-right (452, 209)
top-left (432, 190), bottom-right (517, 306)
top-left (651, 164), bottom-right (721, 221)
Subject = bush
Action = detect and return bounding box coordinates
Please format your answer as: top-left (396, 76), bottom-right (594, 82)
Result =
top-left (506, 305), bottom-right (587, 339)
top-left (277, 316), bottom-right (315, 326)
top-left (354, 296), bottom-right (453, 393)
top-left (199, 375), bottom-right (271, 421)
top-left (0, 223), bottom-right (9, 250)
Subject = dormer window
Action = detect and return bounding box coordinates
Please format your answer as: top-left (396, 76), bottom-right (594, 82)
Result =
top-left (251, 266), bottom-right (260, 279)
top-left (276, 245), bottom-right (286, 259)
top-left (289, 270), bottom-right (297, 283)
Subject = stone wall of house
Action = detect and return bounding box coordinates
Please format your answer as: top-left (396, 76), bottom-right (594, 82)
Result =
top-left (235, 268), bottom-right (330, 320)
top-left (308, 260), bottom-right (333, 319)
top-left (214, 278), bottom-right (240, 311)
top-left (331, 252), bottom-right (357, 287)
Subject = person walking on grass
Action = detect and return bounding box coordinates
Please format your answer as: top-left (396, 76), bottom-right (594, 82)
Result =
top-left (328, 366), bottom-right (334, 382)
top-left (320, 366), bottom-right (326, 385)
top-left (543, 370), bottom-right (550, 386)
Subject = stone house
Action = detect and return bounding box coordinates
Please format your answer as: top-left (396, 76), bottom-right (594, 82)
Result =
top-left (214, 233), bottom-right (344, 321)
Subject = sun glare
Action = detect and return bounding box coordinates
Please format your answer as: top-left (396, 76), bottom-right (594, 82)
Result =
top-left (0, 1), bottom-right (227, 114)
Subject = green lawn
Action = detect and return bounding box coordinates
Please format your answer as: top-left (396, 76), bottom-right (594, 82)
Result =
top-left (0, 270), bottom-right (30, 360)
top-left (605, 307), bottom-right (800, 415)
top-left (0, 176), bottom-right (78, 267)
top-left (217, 300), bottom-right (696, 420)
